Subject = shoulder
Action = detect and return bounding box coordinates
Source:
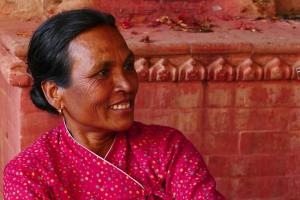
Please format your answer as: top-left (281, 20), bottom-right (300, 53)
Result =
top-left (131, 121), bottom-right (184, 137)
top-left (4, 123), bottom-right (64, 175)
top-left (128, 121), bottom-right (187, 146)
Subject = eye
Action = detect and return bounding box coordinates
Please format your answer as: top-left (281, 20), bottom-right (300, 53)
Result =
top-left (124, 62), bottom-right (135, 71)
top-left (97, 67), bottom-right (109, 77)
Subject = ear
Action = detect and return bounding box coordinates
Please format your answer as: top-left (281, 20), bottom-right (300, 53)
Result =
top-left (41, 81), bottom-right (62, 110)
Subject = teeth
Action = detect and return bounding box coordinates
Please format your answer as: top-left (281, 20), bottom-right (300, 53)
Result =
top-left (110, 102), bottom-right (130, 110)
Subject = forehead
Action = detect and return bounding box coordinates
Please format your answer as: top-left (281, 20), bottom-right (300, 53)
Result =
top-left (68, 25), bottom-right (129, 59)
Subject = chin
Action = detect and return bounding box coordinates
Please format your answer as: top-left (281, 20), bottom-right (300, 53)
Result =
top-left (113, 118), bottom-right (134, 132)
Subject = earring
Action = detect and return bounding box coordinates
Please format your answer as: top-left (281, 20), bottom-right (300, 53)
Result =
top-left (58, 108), bottom-right (63, 115)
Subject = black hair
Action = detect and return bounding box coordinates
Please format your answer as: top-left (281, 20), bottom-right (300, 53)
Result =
top-left (27, 9), bottom-right (117, 114)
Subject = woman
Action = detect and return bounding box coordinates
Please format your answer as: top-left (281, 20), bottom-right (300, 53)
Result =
top-left (3, 9), bottom-right (225, 199)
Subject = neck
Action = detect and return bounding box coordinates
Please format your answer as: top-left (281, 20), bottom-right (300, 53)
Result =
top-left (75, 132), bottom-right (116, 158)
top-left (64, 121), bottom-right (116, 158)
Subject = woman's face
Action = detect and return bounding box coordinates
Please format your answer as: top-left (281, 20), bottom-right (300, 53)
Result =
top-left (59, 25), bottom-right (139, 135)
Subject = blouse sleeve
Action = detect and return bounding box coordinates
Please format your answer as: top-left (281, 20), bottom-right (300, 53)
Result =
top-left (3, 159), bottom-right (53, 200)
top-left (163, 131), bottom-right (226, 200)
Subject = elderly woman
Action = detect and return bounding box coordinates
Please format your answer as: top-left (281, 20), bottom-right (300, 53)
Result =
top-left (3, 9), bottom-right (225, 199)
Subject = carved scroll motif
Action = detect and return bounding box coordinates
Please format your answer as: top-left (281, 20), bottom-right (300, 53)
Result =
top-left (178, 58), bottom-right (205, 81)
top-left (149, 58), bottom-right (177, 82)
top-left (132, 56), bottom-right (300, 82)
top-left (291, 59), bottom-right (300, 80)
top-left (207, 57), bottom-right (235, 81)
top-left (264, 58), bottom-right (291, 80)
top-left (134, 58), bottom-right (150, 81)
top-left (236, 58), bottom-right (263, 81)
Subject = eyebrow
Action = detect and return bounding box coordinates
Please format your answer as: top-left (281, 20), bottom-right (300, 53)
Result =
top-left (89, 51), bottom-right (135, 75)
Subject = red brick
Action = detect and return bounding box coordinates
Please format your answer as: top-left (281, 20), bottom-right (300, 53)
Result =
top-left (242, 82), bottom-right (300, 107)
top-left (21, 135), bottom-right (41, 149)
top-left (289, 109), bottom-right (300, 131)
top-left (202, 131), bottom-right (239, 155)
top-left (135, 108), bottom-right (178, 131)
top-left (286, 154), bottom-right (300, 176)
top-left (2, 137), bottom-right (19, 167)
top-left (234, 108), bottom-right (290, 131)
top-left (216, 176), bottom-right (289, 199)
top-left (135, 108), bottom-right (203, 132)
top-left (176, 109), bottom-right (203, 132)
top-left (240, 131), bottom-right (300, 154)
top-left (204, 82), bottom-right (235, 107)
top-left (20, 112), bottom-right (62, 149)
top-left (135, 82), bottom-right (204, 109)
top-left (287, 176), bottom-right (300, 198)
top-left (20, 87), bottom-right (40, 114)
top-left (200, 155), bottom-right (209, 167)
top-left (235, 86), bottom-right (247, 107)
top-left (208, 155), bottom-right (298, 178)
top-left (204, 108), bottom-right (234, 131)
top-left (183, 131), bottom-right (205, 154)
top-left (7, 118), bottom-right (21, 151)
top-left (5, 86), bottom-right (22, 152)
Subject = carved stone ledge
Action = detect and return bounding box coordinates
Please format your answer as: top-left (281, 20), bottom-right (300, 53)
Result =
top-left (149, 58), bottom-right (177, 82)
top-left (0, 44), bottom-right (32, 87)
top-left (1, 20), bottom-right (300, 85)
top-left (264, 58), bottom-right (291, 80)
top-left (134, 56), bottom-right (300, 82)
top-left (207, 57), bottom-right (235, 81)
top-left (178, 58), bottom-right (205, 81)
top-left (2, 41), bottom-right (300, 84)
top-left (293, 60), bottom-right (300, 79)
top-left (134, 58), bottom-right (149, 82)
top-left (236, 59), bottom-right (263, 81)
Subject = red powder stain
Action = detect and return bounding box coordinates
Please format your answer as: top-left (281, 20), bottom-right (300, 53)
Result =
top-left (130, 31), bottom-right (138, 35)
top-left (121, 19), bottom-right (133, 29)
top-left (139, 35), bottom-right (150, 43)
top-left (147, 21), bottom-right (161, 28)
top-left (234, 21), bottom-right (261, 32)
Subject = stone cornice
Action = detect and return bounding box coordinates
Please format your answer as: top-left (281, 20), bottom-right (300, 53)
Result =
top-left (134, 56), bottom-right (300, 82)
top-left (0, 19), bottom-right (300, 86)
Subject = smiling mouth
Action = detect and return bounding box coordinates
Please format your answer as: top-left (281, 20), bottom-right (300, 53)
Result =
top-left (110, 102), bottom-right (131, 110)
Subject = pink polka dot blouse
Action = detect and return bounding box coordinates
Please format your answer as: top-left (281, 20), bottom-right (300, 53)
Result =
top-left (3, 121), bottom-right (225, 199)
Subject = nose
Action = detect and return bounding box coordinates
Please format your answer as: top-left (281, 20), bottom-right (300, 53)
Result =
top-left (112, 71), bottom-right (136, 93)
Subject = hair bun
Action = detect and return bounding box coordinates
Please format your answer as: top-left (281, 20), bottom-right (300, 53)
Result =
top-left (30, 85), bottom-right (58, 114)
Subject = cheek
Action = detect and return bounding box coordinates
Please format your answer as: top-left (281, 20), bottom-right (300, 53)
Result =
top-left (66, 80), bottom-right (103, 105)
top-left (70, 80), bottom-right (93, 99)
top-left (82, 81), bottom-right (110, 105)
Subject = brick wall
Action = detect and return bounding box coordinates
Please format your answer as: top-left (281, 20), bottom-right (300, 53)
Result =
top-left (0, 72), bottom-right (21, 198)
top-left (135, 81), bottom-right (300, 198)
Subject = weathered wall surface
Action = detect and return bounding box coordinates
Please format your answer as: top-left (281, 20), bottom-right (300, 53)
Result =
top-left (135, 81), bottom-right (300, 198)
top-left (0, 0), bottom-right (277, 20)
top-left (0, 72), bottom-right (22, 198)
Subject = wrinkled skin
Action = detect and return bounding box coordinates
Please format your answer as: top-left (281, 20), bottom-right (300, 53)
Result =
top-left (56, 25), bottom-right (139, 156)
